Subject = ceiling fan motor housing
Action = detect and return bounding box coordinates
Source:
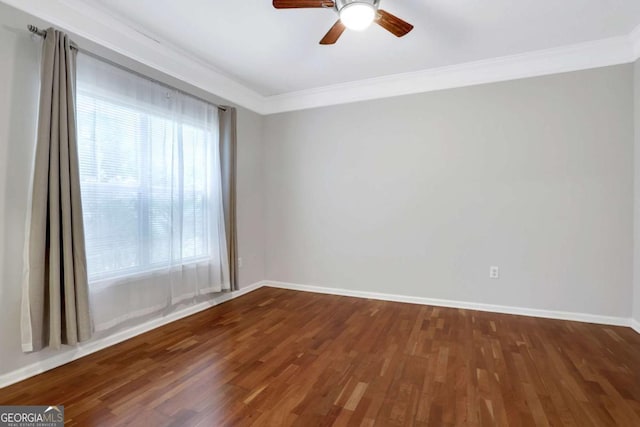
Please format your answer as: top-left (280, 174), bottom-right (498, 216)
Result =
top-left (334, 0), bottom-right (379, 12)
top-left (272, 0), bottom-right (412, 44)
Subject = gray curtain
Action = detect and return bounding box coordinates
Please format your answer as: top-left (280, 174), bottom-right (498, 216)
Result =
top-left (21, 28), bottom-right (92, 352)
top-left (219, 107), bottom-right (238, 290)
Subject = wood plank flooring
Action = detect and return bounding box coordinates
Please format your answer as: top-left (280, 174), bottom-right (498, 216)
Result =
top-left (1, 287), bottom-right (640, 426)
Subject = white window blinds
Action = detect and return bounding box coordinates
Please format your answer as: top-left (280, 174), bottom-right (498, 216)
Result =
top-left (76, 53), bottom-right (230, 331)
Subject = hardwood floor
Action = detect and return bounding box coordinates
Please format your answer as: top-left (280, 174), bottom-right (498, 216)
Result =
top-left (1, 287), bottom-right (640, 426)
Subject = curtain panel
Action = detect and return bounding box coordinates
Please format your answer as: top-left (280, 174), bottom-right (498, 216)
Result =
top-left (21, 28), bottom-right (92, 352)
top-left (219, 107), bottom-right (238, 291)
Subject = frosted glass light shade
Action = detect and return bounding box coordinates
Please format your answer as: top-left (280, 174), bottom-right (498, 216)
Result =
top-left (339, 3), bottom-right (375, 31)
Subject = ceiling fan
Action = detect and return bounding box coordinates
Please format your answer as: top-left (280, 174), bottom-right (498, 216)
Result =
top-left (273, 0), bottom-right (414, 45)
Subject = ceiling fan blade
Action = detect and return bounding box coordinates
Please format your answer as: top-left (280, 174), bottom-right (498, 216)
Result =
top-left (320, 20), bottom-right (346, 45)
top-left (273, 0), bottom-right (334, 8)
top-left (375, 9), bottom-right (414, 37)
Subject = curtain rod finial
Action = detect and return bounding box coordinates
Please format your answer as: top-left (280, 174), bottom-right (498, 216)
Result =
top-left (27, 25), bottom-right (46, 37)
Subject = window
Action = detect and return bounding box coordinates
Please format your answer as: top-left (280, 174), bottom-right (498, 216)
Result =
top-left (76, 54), bottom-right (226, 283)
top-left (75, 54), bottom-right (229, 332)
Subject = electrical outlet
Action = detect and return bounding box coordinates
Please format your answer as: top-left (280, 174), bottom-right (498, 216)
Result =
top-left (489, 266), bottom-right (499, 279)
top-left (238, 257), bottom-right (243, 268)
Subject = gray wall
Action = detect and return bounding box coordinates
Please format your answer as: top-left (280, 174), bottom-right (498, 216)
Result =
top-left (264, 66), bottom-right (634, 318)
top-left (0, 3), bottom-right (265, 376)
top-left (635, 59), bottom-right (640, 324)
top-left (0, 11), bottom-right (41, 375)
top-left (1, 0), bottom-right (638, 382)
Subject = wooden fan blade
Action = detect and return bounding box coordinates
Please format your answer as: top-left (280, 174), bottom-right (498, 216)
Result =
top-left (273, 0), bottom-right (334, 8)
top-left (320, 20), bottom-right (346, 45)
top-left (375, 9), bottom-right (414, 37)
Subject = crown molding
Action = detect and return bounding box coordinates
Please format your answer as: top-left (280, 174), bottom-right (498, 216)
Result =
top-left (264, 35), bottom-right (638, 113)
top-left (2, 0), bottom-right (640, 115)
top-left (0, 0), bottom-right (268, 114)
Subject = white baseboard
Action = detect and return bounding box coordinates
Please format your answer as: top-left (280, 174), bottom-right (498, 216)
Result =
top-left (2, 279), bottom-right (637, 389)
top-left (265, 280), bottom-right (634, 328)
top-left (0, 281), bottom-right (263, 389)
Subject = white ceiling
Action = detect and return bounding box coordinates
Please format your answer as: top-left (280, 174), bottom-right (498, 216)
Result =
top-left (2, 0), bottom-right (640, 113)
top-left (86, 0), bottom-right (640, 96)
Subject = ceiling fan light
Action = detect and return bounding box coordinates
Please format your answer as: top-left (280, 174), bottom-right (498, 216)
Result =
top-left (339, 2), bottom-right (375, 31)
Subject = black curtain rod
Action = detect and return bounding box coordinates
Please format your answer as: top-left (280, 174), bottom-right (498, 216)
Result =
top-left (27, 25), bottom-right (228, 112)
